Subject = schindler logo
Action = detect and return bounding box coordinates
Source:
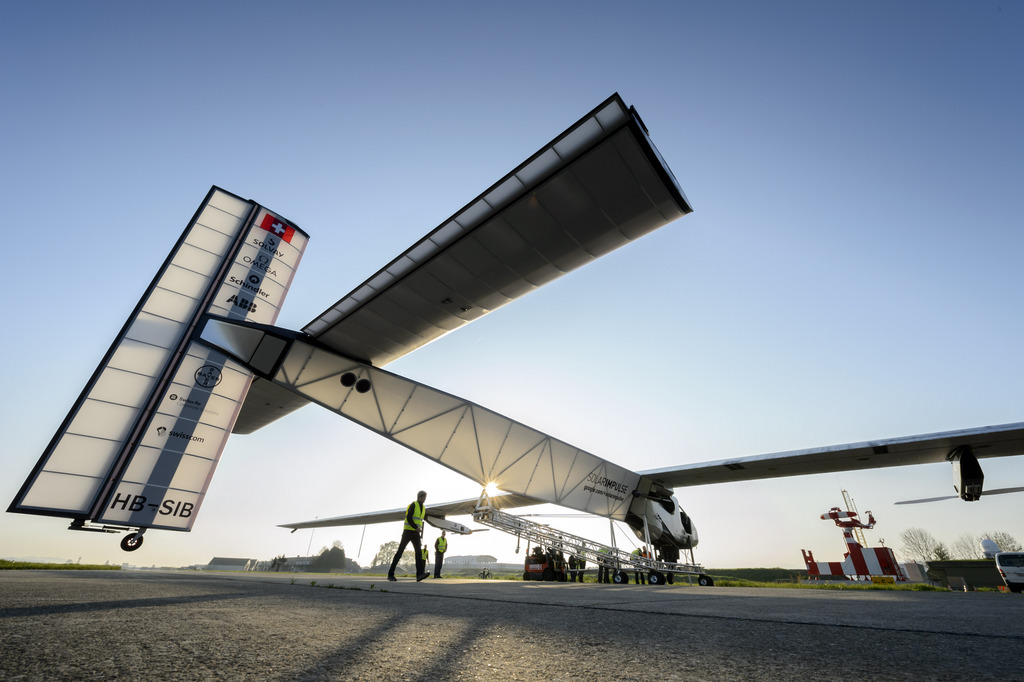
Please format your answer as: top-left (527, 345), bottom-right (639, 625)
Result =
top-left (195, 365), bottom-right (222, 388)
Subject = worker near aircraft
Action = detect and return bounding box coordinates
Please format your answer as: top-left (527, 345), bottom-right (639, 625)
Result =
top-left (387, 490), bottom-right (430, 582)
top-left (657, 545), bottom-right (678, 584)
top-left (574, 552), bottom-right (586, 582)
top-left (434, 530), bottom-right (448, 578)
top-left (568, 552), bottom-right (585, 582)
top-left (597, 547), bottom-right (612, 584)
top-left (421, 545), bottom-right (429, 568)
top-left (632, 547), bottom-right (649, 585)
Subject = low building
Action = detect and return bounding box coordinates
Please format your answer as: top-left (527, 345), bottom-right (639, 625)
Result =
top-left (925, 559), bottom-right (1003, 590)
top-left (206, 557), bottom-right (257, 571)
top-left (443, 555), bottom-right (497, 567)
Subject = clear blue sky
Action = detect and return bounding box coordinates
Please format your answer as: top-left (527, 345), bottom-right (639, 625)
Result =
top-left (2, 2), bottom-right (1021, 569)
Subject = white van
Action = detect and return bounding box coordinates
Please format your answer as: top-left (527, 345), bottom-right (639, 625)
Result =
top-left (994, 552), bottom-right (1024, 593)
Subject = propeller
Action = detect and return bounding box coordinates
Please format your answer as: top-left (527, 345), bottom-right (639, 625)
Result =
top-left (895, 486), bottom-right (1024, 505)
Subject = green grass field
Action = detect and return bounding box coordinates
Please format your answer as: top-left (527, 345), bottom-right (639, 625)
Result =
top-left (0, 559), bottom-right (121, 571)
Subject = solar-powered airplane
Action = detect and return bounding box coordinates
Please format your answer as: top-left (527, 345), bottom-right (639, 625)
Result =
top-left (9, 94), bottom-right (1024, 559)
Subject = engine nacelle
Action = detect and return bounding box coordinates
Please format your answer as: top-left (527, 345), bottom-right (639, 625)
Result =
top-left (948, 445), bottom-right (984, 501)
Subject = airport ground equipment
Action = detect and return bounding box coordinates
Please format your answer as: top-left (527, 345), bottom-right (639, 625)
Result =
top-left (473, 494), bottom-right (712, 585)
top-left (523, 546), bottom-right (568, 582)
top-left (801, 505), bottom-right (907, 582)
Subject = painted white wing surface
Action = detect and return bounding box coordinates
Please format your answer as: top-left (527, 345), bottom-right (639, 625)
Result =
top-left (279, 493), bottom-right (542, 530)
top-left (10, 188), bottom-right (308, 532)
top-left (639, 423), bottom-right (1024, 488)
top-left (233, 93), bottom-right (692, 435)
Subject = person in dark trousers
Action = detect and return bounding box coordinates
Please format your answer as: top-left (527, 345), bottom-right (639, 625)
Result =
top-left (387, 490), bottom-right (429, 582)
top-left (433, 531), bottom-right (448, 578)
top-left (658, 545), bottom-right (678, 584)
top-left (597, 547), bottom-right (613, 583)
top-left (632, 548), bottom-right (648, 585)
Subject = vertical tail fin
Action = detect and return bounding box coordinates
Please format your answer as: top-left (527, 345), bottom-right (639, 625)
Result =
top-left (9, 187), bottom-right (308, 534)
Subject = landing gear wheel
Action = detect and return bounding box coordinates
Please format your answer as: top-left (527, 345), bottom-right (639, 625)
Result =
top-left (648, 571), bottom-right (664, 585)
top-left (698, 574), bottom-right (714, 586)
top-left (120, 533), bottom-right (144, 552)
top-left (613, 570), bottom-right (629, 584)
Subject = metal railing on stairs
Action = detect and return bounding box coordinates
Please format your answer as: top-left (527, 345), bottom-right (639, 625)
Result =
top-left (472, 494), bottom-right (706, 583)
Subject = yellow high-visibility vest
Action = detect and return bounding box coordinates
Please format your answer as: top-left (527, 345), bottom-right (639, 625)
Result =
top-left (436, 537), bottom-right (448, 553)
top-left (404, 501), bottom-right (425, 532)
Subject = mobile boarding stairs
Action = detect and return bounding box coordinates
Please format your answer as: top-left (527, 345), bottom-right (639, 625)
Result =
top-left (472, 493), bottom-right (714, 586)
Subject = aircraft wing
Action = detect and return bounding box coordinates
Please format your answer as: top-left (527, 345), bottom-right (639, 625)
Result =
top-left (234, 93), bottom-right (691, 434)
top-left (278, 492), bottom-right (542, 531)
top-left (639, 422), bottom-right (1024, 489)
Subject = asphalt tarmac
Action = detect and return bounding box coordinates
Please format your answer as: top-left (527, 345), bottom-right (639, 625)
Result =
top-left (1, 570), bottom-right (1021, 680)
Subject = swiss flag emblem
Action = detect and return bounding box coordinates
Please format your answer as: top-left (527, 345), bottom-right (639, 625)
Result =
top-left (259, 214), bottom-right (295, 243)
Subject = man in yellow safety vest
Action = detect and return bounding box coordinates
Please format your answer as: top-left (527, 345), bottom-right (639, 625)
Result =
top-left (433, 531), bottom-right (448, 578)
top-left (388, 490), bottom-right (430, 582)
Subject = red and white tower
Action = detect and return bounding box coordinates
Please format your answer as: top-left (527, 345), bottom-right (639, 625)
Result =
top-left (801, 506), bottom-right (907, 581)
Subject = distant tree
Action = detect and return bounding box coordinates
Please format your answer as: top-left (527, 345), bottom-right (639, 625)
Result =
top-left (900, 527), bottom-right (940, 561)
top-left (310, 546), bottom-right (347, 572)
top-left (373, 541), bottom-right (399, 568)
top-left (951, 533), bottom-right (982, 560)
top-left (933, 543), bottom-right (951, 561)
top-left (982, 531), bottom-right (1022, 552)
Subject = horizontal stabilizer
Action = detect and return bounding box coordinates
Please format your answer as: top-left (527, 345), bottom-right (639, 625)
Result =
top-left (237, 93), bottom-right (693, 436)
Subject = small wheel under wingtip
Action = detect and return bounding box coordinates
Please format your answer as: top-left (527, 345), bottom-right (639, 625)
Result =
top-left (120, 532), bottom-right (144, 552)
